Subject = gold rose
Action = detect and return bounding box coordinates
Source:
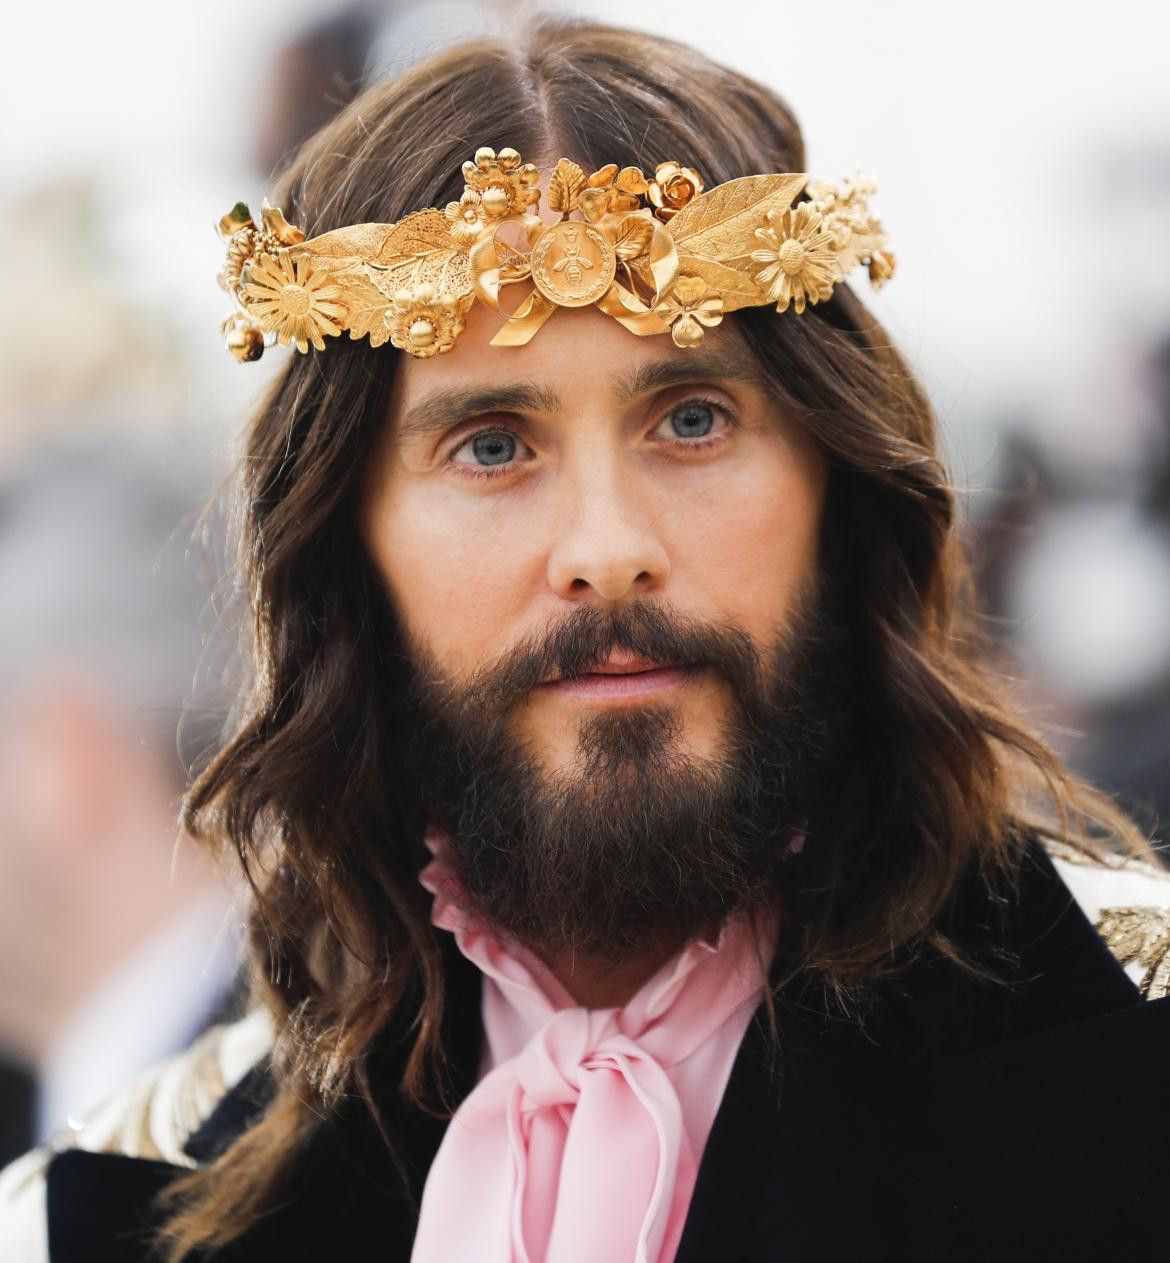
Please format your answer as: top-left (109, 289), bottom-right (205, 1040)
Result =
top-left (646, 162), bottom-right (704, 222)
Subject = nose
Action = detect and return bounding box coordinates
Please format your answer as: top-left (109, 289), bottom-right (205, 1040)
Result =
top-left (546, 454), bottom-right (670, 603)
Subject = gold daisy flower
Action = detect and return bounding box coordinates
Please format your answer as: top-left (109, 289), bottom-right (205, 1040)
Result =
top-left (750, 202), bottom-right (840, 314)
top-left (242, 251), bottom-right (346, 352)
top-left (460, 146), bottom-right (541, 220)
top-left (444, 188), bottom-right (490, 251)
top-left (387, 282), bottom-right (466, 358)
top-left (646, 161), bottom-right (704, 222)
top-left (653, 275), bottom-right (724, 348)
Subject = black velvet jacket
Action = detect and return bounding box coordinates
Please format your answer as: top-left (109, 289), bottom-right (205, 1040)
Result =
top-left (41, 834), bottom-right (1170, 1261)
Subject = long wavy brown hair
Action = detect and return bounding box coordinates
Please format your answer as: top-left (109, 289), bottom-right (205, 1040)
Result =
top-left (158, 13), bottom-right (1158, 1259)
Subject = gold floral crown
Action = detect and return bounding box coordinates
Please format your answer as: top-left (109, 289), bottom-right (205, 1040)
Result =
top-left (215, 145), bottom-right (895, 362)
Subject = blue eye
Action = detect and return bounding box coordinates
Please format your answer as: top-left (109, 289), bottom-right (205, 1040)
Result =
top-left (668, 401), bottom-right (716, 439)
top-left (466, 431), bottom-right (516, 465)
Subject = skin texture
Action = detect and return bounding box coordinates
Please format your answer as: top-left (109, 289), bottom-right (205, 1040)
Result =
top-left (358, 298), bottom-right (828, 1004)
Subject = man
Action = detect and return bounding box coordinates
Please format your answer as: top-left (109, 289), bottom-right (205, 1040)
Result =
top-left (4, 15), bottom-right (1170, 1262)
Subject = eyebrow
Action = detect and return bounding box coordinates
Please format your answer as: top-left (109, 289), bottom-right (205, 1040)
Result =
top-left (392, 345), bottom-right (767, 446)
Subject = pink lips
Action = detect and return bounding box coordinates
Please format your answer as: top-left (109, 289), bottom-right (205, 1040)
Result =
top-left (541, 657), bottom-right (696, 702)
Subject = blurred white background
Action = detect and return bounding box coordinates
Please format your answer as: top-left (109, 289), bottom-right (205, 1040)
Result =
top-left (1, 0), bottom-right (1168, 1161)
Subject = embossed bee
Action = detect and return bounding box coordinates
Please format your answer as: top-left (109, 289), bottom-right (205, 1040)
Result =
top-left (552, 225), bottom-right (595, 286)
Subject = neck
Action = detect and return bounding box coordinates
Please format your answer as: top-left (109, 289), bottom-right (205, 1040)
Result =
top-left (539, 938), bottom-right (686, 1010)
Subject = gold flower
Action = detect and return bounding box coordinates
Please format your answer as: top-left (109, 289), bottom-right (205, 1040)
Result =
top-left (216, 202), bottom-right (308, 304)
top-left (460, 146), bottom-right (541, 219)
top-left (646, 161), bottom-right (703, 222)
top-left (444, 188), bottom-right (490, 251)
top-left (867, 248), bottom-right (897, 289)
top-left (579, 163), bottom-right (648, 222)
top-left (653, 275), bottom-right (724, 348)
top-left (750, 203), bottom-right (840, 314)
top-left (242, 251), bottom-right (346, 352)
top-left (387, 282), bottom-right (466, 358)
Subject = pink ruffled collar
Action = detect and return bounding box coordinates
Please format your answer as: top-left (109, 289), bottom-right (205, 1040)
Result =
top-left (412, 825), bottom-right (781, 1263)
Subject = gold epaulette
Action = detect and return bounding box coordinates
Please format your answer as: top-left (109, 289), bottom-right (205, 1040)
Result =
top-left (0, 1009), bottom-right (273, 1260)
top-left (1044, 838), bottom-right (1170, 1000)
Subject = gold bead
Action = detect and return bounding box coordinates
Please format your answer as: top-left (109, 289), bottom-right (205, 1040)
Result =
top-left (474, 146), bottom-right (496, 167)
top-left (409, 318), bottom-right (436, 347)
top-left (481, 187), bottom-right (509, 217)
top-left (226, 324), bottom-right (264, 362)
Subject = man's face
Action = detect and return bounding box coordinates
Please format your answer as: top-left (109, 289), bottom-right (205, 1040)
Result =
top-left (358, 300), bottom-right (831, 958)
top-left (361, 301), bottom-right (827, 774)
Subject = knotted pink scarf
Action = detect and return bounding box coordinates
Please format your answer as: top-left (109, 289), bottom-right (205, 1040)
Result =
top-left (411, 826), bottom-right (780, 1263)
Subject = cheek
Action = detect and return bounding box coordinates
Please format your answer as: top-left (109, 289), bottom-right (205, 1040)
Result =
top-left (670, 440), bottom-right (824, 632)
top-left (363, 478), bottom-right (538, 672)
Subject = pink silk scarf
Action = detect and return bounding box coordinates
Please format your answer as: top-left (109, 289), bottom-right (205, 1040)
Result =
top-left (410, 826), bottom-right (781, 1263)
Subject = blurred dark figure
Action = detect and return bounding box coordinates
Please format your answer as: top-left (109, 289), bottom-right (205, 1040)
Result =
top-left (1081, 331), bottom-right (1170, 839)
top-left (970, 331), bottom-right (1170, 852)
top-left (0, 435), bottom-right (241, 1166)
top-left (254, 2), bottom-right (383, 179)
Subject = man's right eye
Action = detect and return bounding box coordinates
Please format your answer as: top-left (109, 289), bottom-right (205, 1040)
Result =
top-left (448, 427), bottom-right (528, 478)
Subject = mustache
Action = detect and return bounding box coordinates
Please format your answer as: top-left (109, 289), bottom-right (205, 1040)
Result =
top-left (460, 600), bottom-right (767, 711)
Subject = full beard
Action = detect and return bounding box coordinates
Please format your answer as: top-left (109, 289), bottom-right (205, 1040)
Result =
top-left (395, 583), bottom-right (843, 967)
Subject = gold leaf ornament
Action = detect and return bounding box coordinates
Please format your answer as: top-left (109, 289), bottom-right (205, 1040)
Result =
top-left (333, 267), bottom-right (394, 349)
top-left (301, 209), bottom-right (473, 323)
top-left (666, 173), bottom-right (813, 313)
top-left (547, 158), bottom-right (587, 216)
top-left (611, 214), bottom-right (655, 266)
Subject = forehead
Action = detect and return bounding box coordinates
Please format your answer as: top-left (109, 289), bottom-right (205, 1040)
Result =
top-left (386, 299), bottom-right (768, 440)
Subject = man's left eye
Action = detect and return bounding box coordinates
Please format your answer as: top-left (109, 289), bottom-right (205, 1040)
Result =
top-left (655, 399), bottom-right (732, 442)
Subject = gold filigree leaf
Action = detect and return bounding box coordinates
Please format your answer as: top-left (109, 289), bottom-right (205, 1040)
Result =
top-left (612, 214), bottom-right (654, 265)
top-left (667, 174), bottom-right (808, 260)
top-left (676, 255), bottom-right (770, 313)
top-left (362, 248), bottom-right (472, 304)
top-left (547, 159), bottom-right (587, 215)
top-left (336, 268), bottom-right (393, 348)
top-left (304, 209), bottom-right (454, 269)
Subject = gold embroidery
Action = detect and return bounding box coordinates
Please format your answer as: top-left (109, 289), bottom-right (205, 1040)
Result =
top-left (1095, 906), bottom-right (1170, 1000)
